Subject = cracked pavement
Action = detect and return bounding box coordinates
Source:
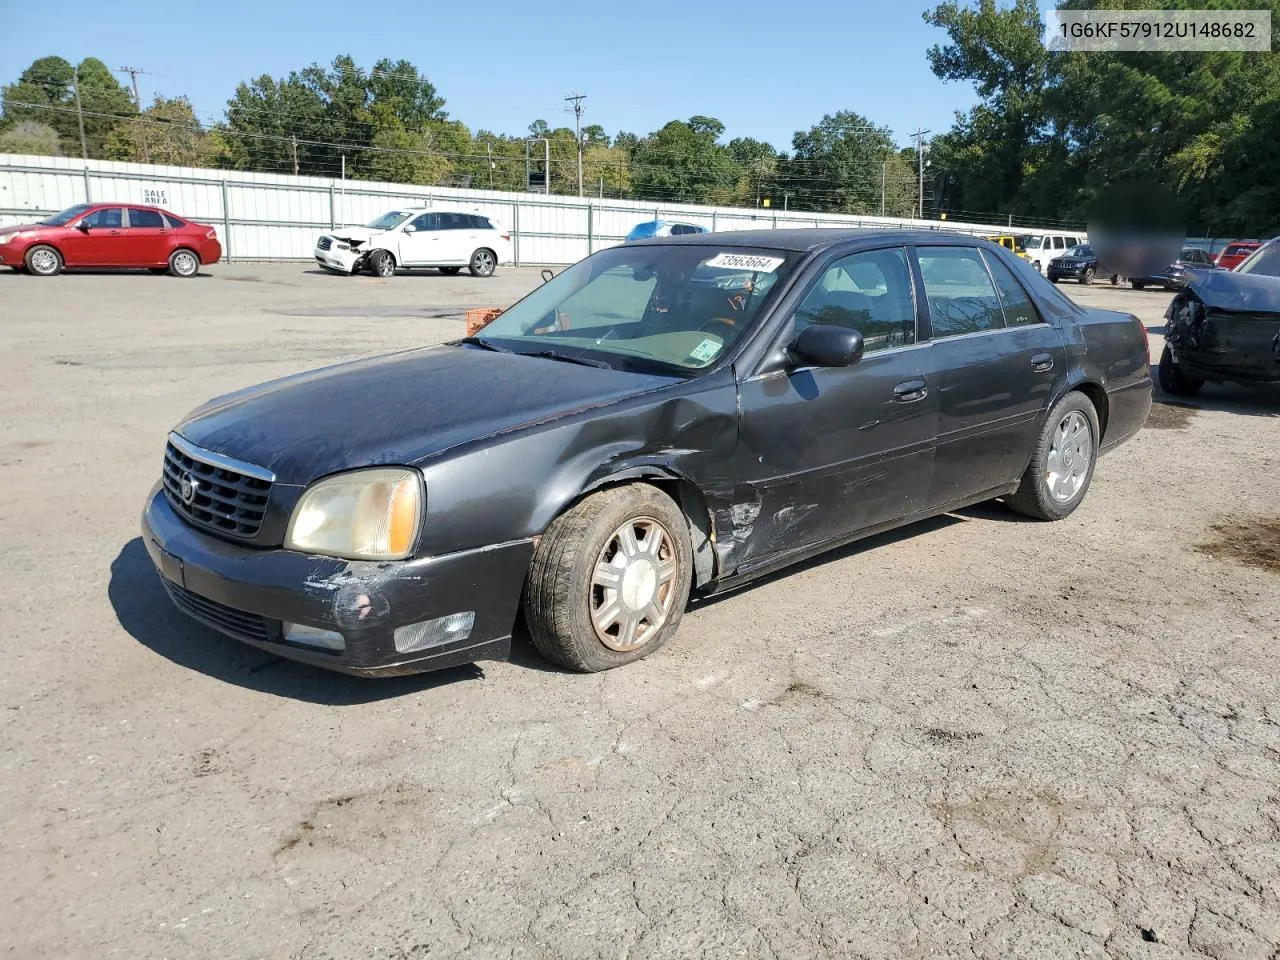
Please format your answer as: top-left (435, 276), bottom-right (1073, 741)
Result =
top-left (1, 266), bottom-right (1277, 959)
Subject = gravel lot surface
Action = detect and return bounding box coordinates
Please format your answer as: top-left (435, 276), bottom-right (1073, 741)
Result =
top-left (1, 263), bottom-right (1277, 960)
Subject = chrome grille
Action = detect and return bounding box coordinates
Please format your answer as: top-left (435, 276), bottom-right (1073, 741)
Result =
top-left (162, 437), bottom-right (272, 540)
top-left (163, 579), bottom-right (271, 642)
top-left (316, 236), bottom-right (333, 251)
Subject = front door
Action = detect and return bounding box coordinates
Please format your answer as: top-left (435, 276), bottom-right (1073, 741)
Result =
top-left (914, 244), bottom-right (1067, 508)
top-left (398, 212), bottom-right (443, 266)
top-left (734, 246), bottom-right (937, 572)
top-left (63, 207), bottom-right (126, 266)
top-left (122, 207), bottom-right (171, 265)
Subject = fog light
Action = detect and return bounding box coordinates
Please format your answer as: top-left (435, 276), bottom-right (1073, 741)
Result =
top-left (283, 622), bottom-right (345, 651)
top-left (393, 612), bottom-right (475, 654)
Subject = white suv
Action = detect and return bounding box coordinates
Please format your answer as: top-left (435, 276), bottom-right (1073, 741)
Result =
top-left (1022, 233), bottom-right (1083, 273)
top-left (315, 208), bottom-right (513, 278)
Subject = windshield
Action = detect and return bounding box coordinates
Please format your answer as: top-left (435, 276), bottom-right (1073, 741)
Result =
top-left (1024, 235), bottom-right (1046, 249)
top-left (625, 221), bottom-right (662, 241)
top-left (366, 210), bottom-right (414, 231)
top-left (1234, 242), bottom-right (1280, 278)
top-left (38, 203), bottom-right (94, 226)
top-left (1065, 245), bottom-right (1093, 257)
top-left (472, 244), bottom-right (799, 375)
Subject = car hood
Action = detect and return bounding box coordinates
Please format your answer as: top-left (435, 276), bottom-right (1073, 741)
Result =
top-left (1182, 269), bottom-right (1280, 313)
top-left (0, 222), bottom-right (42, 236)
top-left (175, 345), bottom-right (676, 483)
top-left (325, 226), bottom-right (382, 244)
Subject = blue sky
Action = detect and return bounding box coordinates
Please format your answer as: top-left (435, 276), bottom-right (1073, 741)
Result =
top-left (0, 0), bottom-right (990, 151)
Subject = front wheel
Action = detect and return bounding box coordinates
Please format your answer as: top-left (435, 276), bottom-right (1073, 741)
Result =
top-left (168, 249), bottom-right (200, 277)
top-left (1006, 392), bottom-right (1101, 521)
top-left (25, 245), bottom-right (63, 277)
top-left (1158, 346), bottom-right (1204, 397)
top-left (368, 250), bottom-right (396, 278)
top-left (524, 484), bottom-right (693, 672)
top-left (1081, 267), bottom-right (1095, 285)
top-left (1131, 280), bottom-right (1146, 290)
top-left (468, 248), bottom-right (496, 278)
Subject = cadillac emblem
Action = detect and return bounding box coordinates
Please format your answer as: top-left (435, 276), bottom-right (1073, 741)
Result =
top-left (179, 472), bottom-right (199, 505)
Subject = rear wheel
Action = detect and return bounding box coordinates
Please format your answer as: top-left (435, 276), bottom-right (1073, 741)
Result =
top-left (523, 484), bottom-right (693, 672)
top-left (468, 248), bottom-right (496, 278)
top-left (1007, 392), bottom-right (1100, 521)
top-left (439, 266), bottom-right (462, 276)
top-left (168, 249), bottom-right (200, 277)
top-left (1131, 279), bottom-right (1146, 290)
top-left (25, 245), bottom-right (63, 277)
top-left (1158, 346), bottom-right (1204, 397)
top-left (1081, 267), bottom-right (1095, 285)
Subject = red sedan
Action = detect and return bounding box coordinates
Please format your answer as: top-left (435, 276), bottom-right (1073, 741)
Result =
top-left (0, 203), bottom-right (222, 277)
top-left (1214, 241), bottom-right (1261, 271)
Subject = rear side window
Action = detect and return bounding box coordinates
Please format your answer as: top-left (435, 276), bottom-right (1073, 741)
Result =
top-left (470, 215), bottom-right (493, 230)
top-left (81, 207), bottom-right (123, 228)
top-left (917, 246), bottom-right (1005, 338)
top-left (437, 213), bottom-right (469, 229)
top-left (127, 208), bottom-right (165, 228)
top-left (163, 213), bottom-right (186, 228)
top-left (982, 252), bottom-right (1043, 328)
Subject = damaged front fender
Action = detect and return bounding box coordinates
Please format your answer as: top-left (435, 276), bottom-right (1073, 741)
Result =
top-left (1166, 274), bottom-right (1280, 384)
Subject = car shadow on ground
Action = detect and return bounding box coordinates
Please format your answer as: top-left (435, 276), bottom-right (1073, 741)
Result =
top-left (688, 513), bottom-right (968, 611)
top-left (109, 537), bottom-right (489, 704)
top-left (3, 269), bottom-right (214, 279)
top-left (1148, 363), bottom-right (1280, 417)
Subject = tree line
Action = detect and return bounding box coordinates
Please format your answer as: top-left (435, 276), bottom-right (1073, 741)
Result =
top-left (2, 0), bottom-right (1277, 235)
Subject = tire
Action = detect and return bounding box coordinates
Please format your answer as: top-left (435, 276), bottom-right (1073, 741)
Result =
top-left (1158, 346), bottom-right (1204, 397)
top-left (439, 266), bottom-right (462, 276)
top-left (1081, 267), bottom-right (1095, 285)
top-left (25, 245), bottom-right (63, 277)
top-left (468, 247), bottom-right (497, 278)
top-left (168, 248), bottom-right (200, 277)
top-left (1131, 280), bottom-right (1145, 290)
top-left (1049, 276), bottom-right (1059, 284)
top-left (1006, 391), bottom-right (1101, 521)
top-left (368, 250), bottom-right (396, 278)
top-left (523, 484), bottom-right (694, 673)
top-left (1110, 275), bottom-right (1120, 285)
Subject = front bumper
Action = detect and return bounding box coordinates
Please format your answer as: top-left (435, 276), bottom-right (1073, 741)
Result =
top-left (140, 484), bottom-right (533, 677)
top-left (314, 244), bottom-right (362, 273)
top-left (1048, 264), bottom-right (1089, 279)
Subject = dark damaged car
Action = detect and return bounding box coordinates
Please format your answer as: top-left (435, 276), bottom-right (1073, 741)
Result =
top-left (1159, 239), bottom-right (1280, 396)
top-left (142, 230), bottom-right (1152, 678)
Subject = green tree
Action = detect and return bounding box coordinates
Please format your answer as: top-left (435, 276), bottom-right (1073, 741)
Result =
top-left (105, 96), bottom-right (218, 166)
top-left (782, 112), bottom-right (897, 213)
top-left (629, 117), bottom-right (739, 203)
top-left (1, 55), bottom-right (134, 158)
top-left (0, 120), bottom-right (62, 156)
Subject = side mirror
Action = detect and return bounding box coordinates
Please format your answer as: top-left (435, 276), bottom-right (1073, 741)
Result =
top-left (787, 324), bottom-right (864, 369)
top-left (76, 221), bottom-right (91, 233)
top-left (540, 268), bottom-right (554, 284)
top-left (403, 224), bottom-right (417, 234)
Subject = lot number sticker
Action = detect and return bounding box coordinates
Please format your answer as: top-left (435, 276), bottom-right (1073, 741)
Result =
top-left (703, 253), bottom-right (785, 272)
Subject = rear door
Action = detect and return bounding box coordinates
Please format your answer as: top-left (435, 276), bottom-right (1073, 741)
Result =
top-left (914, 244), bottom-right (1067, 508)
top-left (63, 206), bottom-right (126, 265)
top-left (122, 207), bottom-right (171, 265)
top-left (438, 212), bottom-right (474, 263)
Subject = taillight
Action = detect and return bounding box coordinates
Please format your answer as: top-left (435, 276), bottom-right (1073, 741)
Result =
top-left (206, 230), bottom-right (217, 240)
top-left (501, 233), bottom-right (511, 241)
top-left (1135, 313), bottom-right (1149, 353)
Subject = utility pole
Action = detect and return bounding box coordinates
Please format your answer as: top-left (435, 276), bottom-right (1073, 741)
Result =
top-left (913, 128), bottom-right (931, 219)
top-left (116, 66), bottom-right (147, 108)
top-left (291, 134), bottom-right (299, 175)
top-left (487, 143), bottom-right (494, 189)
top-left (565, 93), bottom-right (586, 197)
top-left (72, 67), bottom-right (88, 160)
top-left (881, 161), bottom-right (887, 217)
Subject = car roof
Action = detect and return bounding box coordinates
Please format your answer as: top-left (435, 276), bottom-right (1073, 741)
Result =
top-left (628, 227), bottom-right (1012, 253)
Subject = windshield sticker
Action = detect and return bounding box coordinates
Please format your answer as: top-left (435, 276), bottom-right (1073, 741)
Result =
top-left (703, 253), bottom-right (785, 273)
top-left (688, 338), bottom-right (723, 364)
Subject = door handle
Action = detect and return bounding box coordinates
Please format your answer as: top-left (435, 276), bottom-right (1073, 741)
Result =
top-left (893, 379), bottom-right (928, 403)
top-left (1031, 353), bottom-right (1054, 372)
top-left (108, 230), bottom-right (121, 235)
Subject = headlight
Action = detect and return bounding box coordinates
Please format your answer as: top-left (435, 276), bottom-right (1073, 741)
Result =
top-left (285, 467), bottom-right (423, 560)
top-left (0, 232), bottom-right (17, 245)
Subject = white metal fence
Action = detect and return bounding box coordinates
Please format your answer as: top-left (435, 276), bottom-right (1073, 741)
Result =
top-left (0, 153), bottom-right (1086, 266)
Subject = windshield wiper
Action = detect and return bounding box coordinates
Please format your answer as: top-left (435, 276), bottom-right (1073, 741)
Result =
top-left (457, 336), bottom-right (514, 353)
top-left (523, 349), bottom-right (613, 369)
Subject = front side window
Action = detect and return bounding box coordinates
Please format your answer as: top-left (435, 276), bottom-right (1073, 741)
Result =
top-left (1235, 242), bottom-right (1280, 278)
top-left (80, 207), bottom-right (123, 229)
top-left (127, 208), bottom-right (165, 228)
top-left (474, 245), bottom-right (799, 374)
top-left (791, 247), bottom-right (916, 354)
top-left (408, 213), bottom-right (437, 231)
top-left (367, 210), bottom-right (415, 231)
top-left (917, 246), bottom-right (1005, 338)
